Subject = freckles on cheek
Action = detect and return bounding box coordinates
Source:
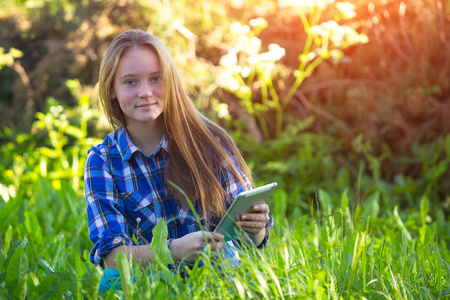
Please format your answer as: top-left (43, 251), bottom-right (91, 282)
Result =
top-left (156, 86), bottom-right (164, 98)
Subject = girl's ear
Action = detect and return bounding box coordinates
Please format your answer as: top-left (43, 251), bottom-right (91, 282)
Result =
top-left (111, 90), bottom-right (116, 99)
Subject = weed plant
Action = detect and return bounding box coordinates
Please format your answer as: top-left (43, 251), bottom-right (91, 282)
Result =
top-left (1, 1), bottom-right (449, 298)
top-left (1, 175), bottom-right (449, 299)
top-left (0, 91), bottom-right (449, 299)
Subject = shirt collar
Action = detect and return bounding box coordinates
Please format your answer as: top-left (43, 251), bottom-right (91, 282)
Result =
top-left (116, 126), bottom-right (170, 161)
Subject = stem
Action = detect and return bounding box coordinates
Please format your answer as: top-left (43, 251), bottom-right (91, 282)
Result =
top-left (283, 6), bottom-right (325, 110)
top-left (234, 73), bottom-right (254, 115)
top-left (276, 107), bottom-right (283, 140)
top-left (259, 67), bottom-right (269, 108)
top-left (267, 74), bottom-right (279, 105)
top-left (282, 56), bottom-right (324, 111)
top-left (283, 73), bottom-right (305, 109)
top-left (246, 66), bottom-right (256, 87)
top-left (255, 65), bottom-right (272, 140)
top-left (311, 5), bottom-right (323, 29)
top-left (267, 74), bottom-right (283, 139)
top-left (304, 56), bottom-right (325, 78)
top-left (299, 12), bottom-right (313, 73)
top-left (256, 113), bottom-right (270, 140)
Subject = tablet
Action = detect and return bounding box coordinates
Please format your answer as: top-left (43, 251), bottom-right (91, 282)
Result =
top-left (213, 182), bottom-right (277, 241)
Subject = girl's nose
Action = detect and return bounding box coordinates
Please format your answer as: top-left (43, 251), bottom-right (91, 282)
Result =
top-left (138, 82), bottom-right (153, 99)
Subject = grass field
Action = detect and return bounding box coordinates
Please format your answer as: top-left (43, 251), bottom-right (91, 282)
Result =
top-left (1, 0), bottom-right (449, 298)
top-left (1, 176), bottom-right (449, 299)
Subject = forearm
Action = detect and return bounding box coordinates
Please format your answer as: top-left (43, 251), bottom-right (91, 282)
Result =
top-left (103, 231), bottom-right (226, 268)
top-left (240, 228), bottom-right (266, 247)
top-left (103, 245), bottom-right (155, 269)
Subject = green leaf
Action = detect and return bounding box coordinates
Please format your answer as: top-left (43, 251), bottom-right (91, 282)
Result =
top-left (340, 189), bottom-right (349, 212)
top-left (80, 266), bottom-right (102, 298)
top-left (66, 125), bottom-right (84, 139)
top-left (419, 195), bottom-right (430, 226)
top-left (149, 220), bottom-right (175, 269)
top-left (59, 271), bottom-right (79, 300)
top-left (5, 247), bottom-right (28, 295)
top-left (318, 188), bottom-right (332, 212)
top-left (152, 269), bottom-right (179, 293)
top-left (12, 274), bottom-right (27, 300)
top-left (31, 274), bottom-right (66, 300)
top-left (425, 160), bottom-right (447, 181)
top-left (0, 194), bottom-right (24, 231)
top-left (419, 225), bottom-right (434, 246)
top-left (17, 237), bottom-right (28, 250)
top-left (59, 181), bottom-right (78, 216)
top-left (37, 259), bottom-right (55, 275)
top-left (362, 192), bottom-right (380, 219)
top-left (271, 189), bottom-right (288, 220)
top-left (24, 211), bottom-right (42, 244)
top-left (116, 250), bottom-right (133, 295)
top-left (393, 206), bottom-right (412, 241)
top-left (3, 226), bottom-right (13, 253)
top-left (66, 248), bottom-right (87, 281)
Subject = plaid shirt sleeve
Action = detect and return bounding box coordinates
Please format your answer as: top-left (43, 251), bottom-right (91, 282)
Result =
top-left (84, 147), bottom-right (132, 266)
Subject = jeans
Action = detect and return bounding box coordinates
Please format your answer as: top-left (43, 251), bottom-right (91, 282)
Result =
top-left (98, 241), bottom-right (240, 293)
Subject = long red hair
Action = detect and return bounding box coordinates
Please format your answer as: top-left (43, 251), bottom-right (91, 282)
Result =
top-left (99, 29), bottom-right (253, 219)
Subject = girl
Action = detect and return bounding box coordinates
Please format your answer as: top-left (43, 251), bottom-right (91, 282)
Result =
top-left (84, 29), bottom-right (273, 292)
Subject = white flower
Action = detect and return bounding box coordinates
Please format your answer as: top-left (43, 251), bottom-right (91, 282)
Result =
top-left (220, 52), bottom-right (238, 67)
top-left (219, 72), bottom-right (240, 91)
top-left (249, 17), bottom-right (267, 28)
top-left (309, 24), bottom-right (330, 37)
top-left (230, 65), bottom-right (243, 73)
top-left (336, 2), bottom-right (356, 19)
top-left (247, 54), bottom-right (260, 65)
top-left (241, 66), bottom-right (251, 78)
top-left (268, 43), bottom-right (286, 60)
top-left (300, 52), bottom-right (316, 64)
top-left (230, 22), bottom-right (250, 35)
top-left (239, 85), bottom-right (251, 96)
top-left (216, 103), bottom-right (230, 119)
top-left (329, 49), bottom-right (344, 61)
top-left (279, 0), bottom-right (334, 9)
top-left (244, 37), bottom-right (262, 56)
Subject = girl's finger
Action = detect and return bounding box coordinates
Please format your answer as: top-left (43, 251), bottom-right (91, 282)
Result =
top-left (258, 203), bottom-right (270, 213)
top-left (240, 213), bottom-right (269, 223)
top-left (240, 226), bottom-right (262, 234)
top-left (250, 203), bottom-right (270, 213)
top-left (210, 241), bottom-right (224, 250)
top-left (200, 231), bottom-right (224, 242)
top-left (211, 232), bottom-right (224, 241)
top-left (237, 221), bottom-right (264, 230)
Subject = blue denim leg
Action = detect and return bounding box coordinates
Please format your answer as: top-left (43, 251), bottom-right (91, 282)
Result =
top-left (98, 242), bottom-right (241, 293)
top-left (99, 269), bottom-right (121, 293)
top-left (99, 269), bottom-right (174, 294)
top-left (219, 241), bottom-right (241, 268)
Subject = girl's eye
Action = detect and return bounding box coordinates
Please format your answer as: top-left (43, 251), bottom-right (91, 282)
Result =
top-left (125, 80), bottom-right (137, 86)
top-left (151, 76), bottom-right (162, 83)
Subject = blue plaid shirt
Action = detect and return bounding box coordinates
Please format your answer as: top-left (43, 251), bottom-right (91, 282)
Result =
top-left (85, 127), bottom-right (271, 266)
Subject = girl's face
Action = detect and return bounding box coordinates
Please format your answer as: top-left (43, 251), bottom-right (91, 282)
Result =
top-left (112, 46), bottom-right (164, 130)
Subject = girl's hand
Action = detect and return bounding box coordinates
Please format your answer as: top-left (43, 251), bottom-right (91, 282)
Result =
top-left (235, 203), bottom-right (270, 235)
top-left (169, 231), bottom-right (225, 262)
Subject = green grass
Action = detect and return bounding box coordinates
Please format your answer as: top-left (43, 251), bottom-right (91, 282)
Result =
top-left (1, 0), bottom-right (449, 297)
top-left (1, 176), bottom-right (449, 299)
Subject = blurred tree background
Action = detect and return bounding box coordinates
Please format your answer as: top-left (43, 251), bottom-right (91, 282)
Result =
top-left (1, 0), bottom-right (450, 216)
